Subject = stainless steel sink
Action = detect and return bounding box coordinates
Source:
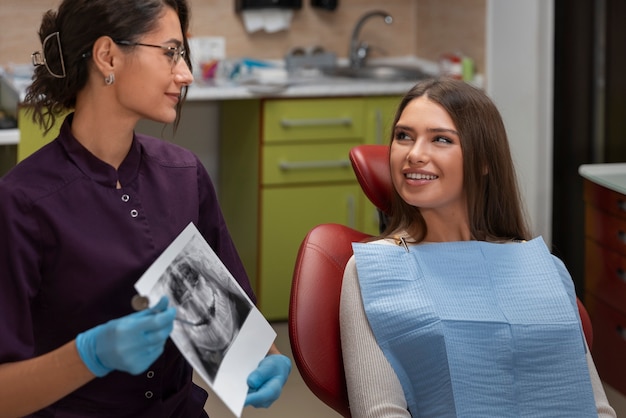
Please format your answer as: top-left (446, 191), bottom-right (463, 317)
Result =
top-left (323, 65), bottom-right (427, 82)
top-left (315, 10), bottom-right (428, 83)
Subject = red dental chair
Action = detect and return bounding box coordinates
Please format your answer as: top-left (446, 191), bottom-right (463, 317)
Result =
top-left (288, 144), bottom-right (593, 418)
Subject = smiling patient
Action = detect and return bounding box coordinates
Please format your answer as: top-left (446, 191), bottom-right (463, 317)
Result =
top-left (340, 78), bottom-right (617, 418)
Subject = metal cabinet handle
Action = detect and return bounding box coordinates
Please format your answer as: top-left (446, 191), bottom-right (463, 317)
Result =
top-left (618, 200), bottom-right (626, 213)
top-left (280, 117), bottom-right (353, 128)
top-left (278, 159), bottom-right (351, 171)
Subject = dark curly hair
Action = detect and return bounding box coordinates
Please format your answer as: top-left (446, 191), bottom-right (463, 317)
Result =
top-left (23, 0), bottom-right (192, 134)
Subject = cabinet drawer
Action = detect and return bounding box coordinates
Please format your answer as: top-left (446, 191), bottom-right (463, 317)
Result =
top-left (585, 295), bottom-right (626, 395)
top-left (585, 239), bottom-right (626, 310)
top-left (583, 179), bottom-right (626, 220)
top-left (262, 142), bottom-right (358, 185)
top-left (263, 98), bottom-right (365, 143)
top-left (584, 206), bottom-right (626, 255)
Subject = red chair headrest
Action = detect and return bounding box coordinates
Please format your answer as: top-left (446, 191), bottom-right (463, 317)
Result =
top-left (349, 145), bottom-right (393, 215)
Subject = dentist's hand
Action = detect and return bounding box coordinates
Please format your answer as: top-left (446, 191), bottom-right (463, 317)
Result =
top-left (245, 354), bottom-right (292, 408)
top-left (76, 296), bottom-right (176, 377)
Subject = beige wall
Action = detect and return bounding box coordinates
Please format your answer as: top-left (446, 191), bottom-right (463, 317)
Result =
top-left (0, 0), bottom-right (484, 73)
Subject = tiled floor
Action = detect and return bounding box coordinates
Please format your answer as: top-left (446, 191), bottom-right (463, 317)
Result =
top-left (197, 322), bottom-right (626, 418)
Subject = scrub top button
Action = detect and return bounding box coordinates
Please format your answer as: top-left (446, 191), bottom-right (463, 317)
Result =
top-left (144, 391), bottom-right (154, 399)
top-left (147, 370), bottom-right (155, 379)
top-left (130, 209), bottom-right (138, 218)
top-left (121, 194), bottom-right (130, 202)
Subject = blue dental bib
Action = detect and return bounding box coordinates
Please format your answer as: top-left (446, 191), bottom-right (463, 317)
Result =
top-left (353, 237), bottom-right (596, 418)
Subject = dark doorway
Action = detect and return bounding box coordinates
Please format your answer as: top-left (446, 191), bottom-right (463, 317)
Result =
top-left (552, 0), bottom-right (626, 297)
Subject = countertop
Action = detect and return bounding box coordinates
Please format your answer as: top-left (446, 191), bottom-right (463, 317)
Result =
top-left (0, 128), bottom-right (19, 145)
top-left (0, 56), bottom-right (437, 146)
top-left (187, 76), bottom-right (418, 100)
top-left (1, 70), bottom-right (422, 102)
top-left (0, 76), bottom-right (418, 145)
top-left (579, 163), bottom-right (626, 195)
top-left (2, 57), bottom-right (435, 102)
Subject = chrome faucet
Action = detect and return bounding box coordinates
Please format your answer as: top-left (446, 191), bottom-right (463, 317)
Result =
top-left (349, 10), bottom-right (393, 69)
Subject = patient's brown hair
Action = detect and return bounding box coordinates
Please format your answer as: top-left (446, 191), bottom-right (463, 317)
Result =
top-left (383, 78), bottom-right (531, 243)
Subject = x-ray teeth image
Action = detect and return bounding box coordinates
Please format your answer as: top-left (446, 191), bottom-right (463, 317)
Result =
top-left (155, 234), bottom-right (252, 383)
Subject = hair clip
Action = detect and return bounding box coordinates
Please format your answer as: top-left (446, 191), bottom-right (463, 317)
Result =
top-left (31, 32), bottom-right (66, 79)
top-left (392, 235), bottom-right (411, 252)
top-left (399, 237), bottom-right (410, 252)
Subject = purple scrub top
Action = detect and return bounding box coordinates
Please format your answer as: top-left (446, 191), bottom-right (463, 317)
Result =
top-left (0, 113), bottom-right (255, 417)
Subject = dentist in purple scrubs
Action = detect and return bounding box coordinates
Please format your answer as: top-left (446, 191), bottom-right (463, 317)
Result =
top-left (0, 0), bottom-right (290, 416)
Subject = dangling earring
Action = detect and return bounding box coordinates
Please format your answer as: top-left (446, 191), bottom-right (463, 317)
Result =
top-left (104, 73), bottom-right (115, 85)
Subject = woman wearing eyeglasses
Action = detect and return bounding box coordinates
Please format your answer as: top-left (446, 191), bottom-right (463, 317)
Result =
top-left (0, 1), bottom-right (291, 417)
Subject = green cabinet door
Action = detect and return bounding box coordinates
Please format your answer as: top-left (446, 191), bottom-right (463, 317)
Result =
top-left (364, 96), bottom-right (400, 145)
top-left (258, 183), bottom-right (364, 320)
top-left (220, 96), bottom-right (402, 320)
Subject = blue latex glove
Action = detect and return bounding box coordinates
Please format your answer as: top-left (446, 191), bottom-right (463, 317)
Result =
top-left (244, 354), bottom-right (292, 408)
top-left (76, 296), bottom-right (176, 377)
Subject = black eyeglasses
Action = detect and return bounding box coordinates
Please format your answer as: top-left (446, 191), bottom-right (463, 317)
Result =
top-left (114, 40), bottom-right (186, 71)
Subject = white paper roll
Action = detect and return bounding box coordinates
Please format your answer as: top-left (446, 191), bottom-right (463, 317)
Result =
top-left (242, 9), bottom-right (293, 33)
